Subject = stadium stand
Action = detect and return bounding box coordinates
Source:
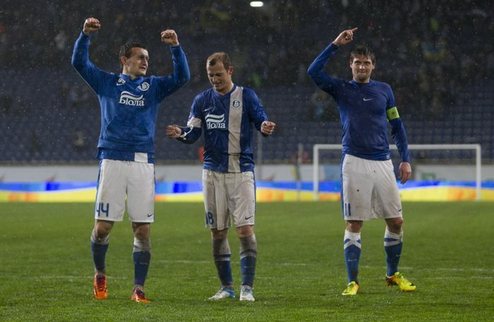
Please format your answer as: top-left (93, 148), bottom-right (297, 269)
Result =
top-left (0, 0), bottom-right (492, 164)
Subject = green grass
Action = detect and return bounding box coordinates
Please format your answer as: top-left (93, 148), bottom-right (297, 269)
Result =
top-left (0, 202), bottom-right (493, 321)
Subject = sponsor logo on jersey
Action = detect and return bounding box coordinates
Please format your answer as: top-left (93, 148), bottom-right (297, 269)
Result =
top-left (205, 113), bottom-right (226, 129)
top-left (138, 82), bottom-right (150, 91)
top-left (116, 78), bottom-right (126, 86)
top-left (119, 91), bottom-right (145, 107)
top-left (232, 99), bottom-right (241, 108)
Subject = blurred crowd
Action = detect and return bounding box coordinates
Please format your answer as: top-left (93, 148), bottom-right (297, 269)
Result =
top-left (0, 0), bottom-right (493, 163)
top-left (1, 1), bottom-right (493, 117)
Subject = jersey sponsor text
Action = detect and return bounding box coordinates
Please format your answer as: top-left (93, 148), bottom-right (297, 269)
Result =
top-left (119, 91), bottom-right (145, 107)
top-left (205, 113), bottom-right (226, 129)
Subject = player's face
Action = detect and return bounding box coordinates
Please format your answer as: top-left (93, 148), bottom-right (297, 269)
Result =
top-left (121, 47), bottom-right (149, 78)
top-left (207, 62), bottom-right (233, 95)
top-left (350, 55), bottom-right (375, 83)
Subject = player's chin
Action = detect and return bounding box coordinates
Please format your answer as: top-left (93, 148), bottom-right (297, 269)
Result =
top-left (356, 75), bottom-right (369, 82)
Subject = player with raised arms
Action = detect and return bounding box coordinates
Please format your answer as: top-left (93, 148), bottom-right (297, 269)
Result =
top-left (307, 28), bottom-right (416, 296)
top-left (71, 17), bottom-right (190, 303)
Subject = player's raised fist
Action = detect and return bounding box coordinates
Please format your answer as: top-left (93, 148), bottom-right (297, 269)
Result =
top-left (161, 29), bottom-right (179, 46)
top-left (83, 17), bottom-right (101, 35)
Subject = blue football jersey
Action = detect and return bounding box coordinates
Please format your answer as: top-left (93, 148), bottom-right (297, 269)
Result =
top-left (308, 43), bottom-right (410, 162)
top-left (178, 85), bottom-right (268, 173)
top-left (71, 32), bottom-right (190, 162)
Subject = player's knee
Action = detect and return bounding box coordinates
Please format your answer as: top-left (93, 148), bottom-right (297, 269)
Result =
top-left (211, 228), bottom-right (228, 240)
top-left (386, 218), bottom-right (403, 232)
top-left (133, 237), bottom-right (151, 252)
top-left (239, 234), bottom-right (257, 258)
top-left (346, 220), bottom-right (363, 233)
top-left (94, 220), bottom-right (113, 237)
top-left (236, 225), bottom-right (254, 238)
top-left (133, 223), bottom-right (150, 240)
top-left (91, 228), bottom-right (110, 244)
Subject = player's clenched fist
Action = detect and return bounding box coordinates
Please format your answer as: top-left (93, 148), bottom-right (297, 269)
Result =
top-left (166, 125), bottom-right (182, 139)
top-left (83, 17), bottom-right (101, 35)
top-left (161, 29), bottom-right (179, 46)
top-left (261, 121), bottom-right (276, 136)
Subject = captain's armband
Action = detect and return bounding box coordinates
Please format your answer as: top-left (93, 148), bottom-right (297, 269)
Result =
top-left (386, 106), bottom-right (400, 121)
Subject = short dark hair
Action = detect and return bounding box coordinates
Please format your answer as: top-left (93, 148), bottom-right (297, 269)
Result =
top-left (350, 45), bottom-right (376, 64)
top-left (119, 41), bottom-right (147, 59)
top-left (207, 52), bottom-right (232, 70)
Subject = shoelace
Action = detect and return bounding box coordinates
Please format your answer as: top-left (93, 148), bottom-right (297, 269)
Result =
top-left (395, 274), bottom-right (411, 285)
top-left (134, 289), bottom-right (146, 298)
top-left (96, 276), bottom-right (106, 291)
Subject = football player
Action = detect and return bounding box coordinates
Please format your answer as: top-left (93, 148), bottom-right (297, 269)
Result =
top-left (72, 17), bottom-right (190, 303)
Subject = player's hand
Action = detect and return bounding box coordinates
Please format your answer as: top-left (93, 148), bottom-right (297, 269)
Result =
top-left (161, 29), bottom-right (179, 46)
top-left (166, 125), bottom-right (182, 138)
top-left (332, 27), bottom-right (358, 46)
top-left (261, 121), bottom-right (276, 136)
top-left (83, 17), bottom-right (101, 35)
top-left (399, 162), bottom-right (412, 184)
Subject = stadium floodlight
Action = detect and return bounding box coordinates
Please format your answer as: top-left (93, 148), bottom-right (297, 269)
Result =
top-left (250, 1), bottom-right (264, 7)
top-left (312, 144), bottom-right (482, 201)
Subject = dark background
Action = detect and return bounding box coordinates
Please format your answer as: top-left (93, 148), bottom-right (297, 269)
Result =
top-left (0, 0), bottom-right (492, 164)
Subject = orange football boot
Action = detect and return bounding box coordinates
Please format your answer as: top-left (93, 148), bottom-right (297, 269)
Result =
top-left (131, 288), bottom-right (151, 304)
top-left (93, 274), bottom-right (108, 300)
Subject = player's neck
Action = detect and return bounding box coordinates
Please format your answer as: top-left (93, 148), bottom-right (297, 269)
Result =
top-left (122, 71), bottom-right (141, 80)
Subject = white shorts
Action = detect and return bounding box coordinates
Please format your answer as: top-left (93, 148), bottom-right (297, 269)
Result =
top-left (203, 169), bottom-right (255, 230)
top-left (341, 154), bottom-right (403, 221)
top-left (94, 159), bottom-right (155, 223)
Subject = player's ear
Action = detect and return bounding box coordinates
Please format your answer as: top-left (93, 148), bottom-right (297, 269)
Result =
top-left (227, 66), bottom-right (234, 76)
top-left (120, 56), bottom-right (126, 67)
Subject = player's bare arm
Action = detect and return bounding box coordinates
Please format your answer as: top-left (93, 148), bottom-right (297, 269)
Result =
top-left (261, 121), bottom-right (276, 136)
top-left (332, 27), bottom-right (358, 47)
top-left (399, 162), bottom-right (412, 184)
top-left (166, 125), bottom-right (182, 139)
top-left (161, 29), bottom-right (179, 46)
top-left (83, 17), bottom-right (101, 35)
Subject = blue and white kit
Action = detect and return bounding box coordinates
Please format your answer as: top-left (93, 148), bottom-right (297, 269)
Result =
top-left (176, 85), bottom-right (268, 228)
top-left (72, 32), bottom-right (190, 221)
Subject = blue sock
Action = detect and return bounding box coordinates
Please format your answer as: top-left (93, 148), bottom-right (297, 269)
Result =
top-left (384, 228), bottom-right (403, 276)
top-left (91, 242), bottom-right (109, 273)
top-left (240, 256), bottom-right (256, 287)
top-left (214, 256), bottom-right (233, 287)
top-left (343, 230), bottom-right (361, 283)
top-left (133, 251), bottom-right (151, 286)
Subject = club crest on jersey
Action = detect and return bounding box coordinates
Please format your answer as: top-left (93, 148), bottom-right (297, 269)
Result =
top-left (138, 82), bottom-right (150, 91)
top-left (119, 91), bottom-right (145, 107)
top-left (232, 100), bottom-right (241, 108)
top-left (116, 78), bottom-right (126, 86)
top-left (205, 113), bottom-right (226, 129)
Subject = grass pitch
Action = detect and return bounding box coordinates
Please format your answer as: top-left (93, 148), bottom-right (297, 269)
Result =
top-left (0, 201), bottom-right (493, 321)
